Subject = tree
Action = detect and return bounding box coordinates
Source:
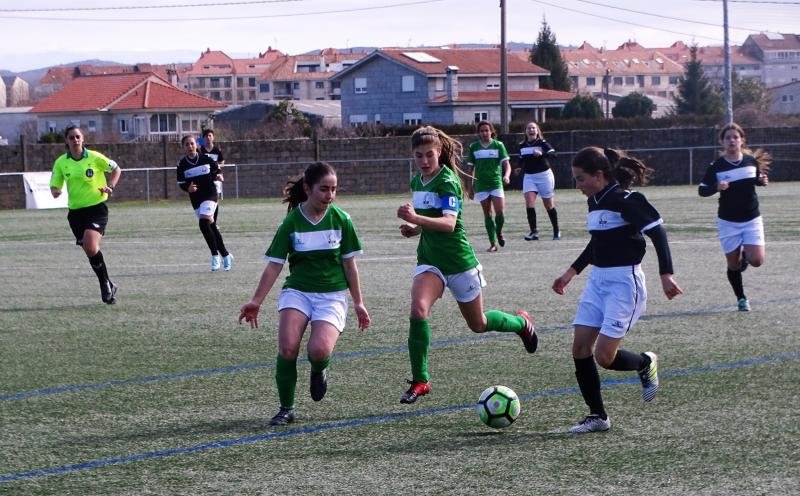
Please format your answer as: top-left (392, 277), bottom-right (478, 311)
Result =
top-left (673, 45), bottom-right (724, 117)
top-left (732, 73), bottom-right (770, 112)
top-left (561, 94), bottom-right (603, 119)
top-left (612, 92), bottom-right (656, 118)
top-left (530, 19), bottom-right (571, 92)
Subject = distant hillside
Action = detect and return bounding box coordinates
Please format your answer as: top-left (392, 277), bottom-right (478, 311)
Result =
top-left (2, 59), bottom-right (124, 87)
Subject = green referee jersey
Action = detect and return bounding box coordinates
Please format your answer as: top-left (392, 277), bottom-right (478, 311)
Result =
top-left (50, 149), bottom-right (118, 210)
top-left (410, 166), bottom-right (478, 275)
top-left (468, 139), bottom-right (509, 193)
top-left (265, 203), bottom-right (363, 293)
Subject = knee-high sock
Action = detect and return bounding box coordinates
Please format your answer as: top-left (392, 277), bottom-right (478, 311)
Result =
top-left (547, 207), bottom-right (559, 234)
top-left (484, 310), bottom-right (525, 333)
top-left (526, 207), bottom-right (537, 233)
top-left (408, 318), bottom-right (431, 383)
top-left (726, 269), bottom-right (745, 299)
top-left (210, 222), bottom-right (229, 257)
top-left (607, 348), bottom-right (647, 371)
top-left (309, 355), bottom-right (331, 373)
top-left (275, 354), bottom-right (297, 409)
top-left (495, 213), bottom-right (505, 235)
top-left (88, 251), bottom-right (109, 284)
top-left (575, 356), bottom-right (606, 418)
top-left (198, 218), bottom-right (219, 255)
top-left (484, 216), bottom-right (497, 244)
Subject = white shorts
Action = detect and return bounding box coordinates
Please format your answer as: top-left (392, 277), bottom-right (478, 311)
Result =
top-left (573, 265), bottom-right (647, 339)
top-left (414, 264), bottom-right (486, 303)
top-left (474, 188), bottom-right (504, 202)
top-left (194, 200), bottom-right (217, 218)
top-left (522, 170), bottom-right (555, 198)
top-left (277, 288), bottom-right (349, 332)
top-left (717, 216), bottom-right (765, 254)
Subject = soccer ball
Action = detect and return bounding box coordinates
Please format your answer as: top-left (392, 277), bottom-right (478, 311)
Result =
top-left (476, 385), bottom-right (521, 429)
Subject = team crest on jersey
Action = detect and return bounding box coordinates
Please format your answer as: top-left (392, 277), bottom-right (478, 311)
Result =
top-left (85, 169), bottom-right (94, 178)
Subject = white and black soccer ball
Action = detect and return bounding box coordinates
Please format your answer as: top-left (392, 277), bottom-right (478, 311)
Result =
top-left (476, 385), bottom-right (521, 429)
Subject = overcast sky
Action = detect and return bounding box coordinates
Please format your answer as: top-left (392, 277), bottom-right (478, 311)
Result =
top-left (1, 0), bottom-right (799, 72)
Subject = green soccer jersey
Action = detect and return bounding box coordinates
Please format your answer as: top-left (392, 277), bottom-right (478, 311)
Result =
top-left (265, 203), bottom-right (363, 293)
top-left (410, 166), bottom-right (478, 275)
top-left (50, 149), bottom-right (118, 210)
top-left (467, 139), bottom-right (509, 193)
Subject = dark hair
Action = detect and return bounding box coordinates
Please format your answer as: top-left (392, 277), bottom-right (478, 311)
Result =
top-left (180, 134), bottom-right (196, 145)
top-left (572, 146), bottom-right (652, 189)
top-left (283, 161), bottom-right (337, 212)
top-left (475, 120), bottom-right (497, 139)
top-left (63, 125), bottom-right (84, 150)
top-left (202, 128), bottom-right (214, 138)
top-left (718, 122), bottom-right (772, 173)
top-left (410, 125), bottom-right (470, 194)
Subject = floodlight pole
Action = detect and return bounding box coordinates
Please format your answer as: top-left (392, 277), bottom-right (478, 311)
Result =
top-left (500, 0), bottom-right (509, 133)
top-left (723, 0), bottom-right (734, 123)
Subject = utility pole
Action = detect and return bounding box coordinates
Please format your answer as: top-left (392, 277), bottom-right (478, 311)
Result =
top-left (499, 0), bottom-right (509, 133)
top-left (723, 0), bottom-right (734, 123)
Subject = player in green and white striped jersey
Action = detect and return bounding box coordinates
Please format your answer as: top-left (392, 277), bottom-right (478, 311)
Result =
top-left (239, 162), bottom-right (370, 426)
top-left (397, 126), bottom-right (538, 405)
top-left (467, 120), bottom-right (511, 252)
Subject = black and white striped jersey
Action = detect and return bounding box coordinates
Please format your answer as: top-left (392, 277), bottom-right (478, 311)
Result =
top-left (177, 154), bottom-right (220, 208)
top-left (698, 154), bottom-right (764, 222)
top-left (572, 183), bottom-right (673, 275)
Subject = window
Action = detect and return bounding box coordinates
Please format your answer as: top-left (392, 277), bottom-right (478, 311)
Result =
top-left (224, 91), bottom-right (232, 101)
top-left (669, 76), bottom-right (679, 85)
top-left (48, 121), bottom-right (57, 133)
top-left (473, 112), bottom-right (488, 123)
top-left (586, 77), bottom-right (596, 86)
top-left (119, 119), bottom-right (128, 133)
top-left (782, 95), bottom-right (788, 102)
top-left (355, 77), bottom-right (367, 94)
top-left (149, 113), bottom-right (177, 133)
top-left (211, 78), bottom-right (220, 88)
top-left (402, 75), bottom-right (415, 92)
top-left (486, 82), bottom-right (500, 89)
top-left (181, 118), bottom-right (200, 132)
top-left (293, 82), bottom-right (300, 90)
top-left (613, 76), bottom-right (623, 85)
top-left (374, 114), bottom-right (381, 124)
top-left (248, 77), bottom-right (256, 87)
top-left (237, 90), bottom-right (245, 101)
top-left (349, 114), bottom-right (368, 126)
top-left (260, 83), bottom-right (270, 92)
top-left (70, 119), bottom-right (80, 127)
top-left (249, 90), bottom-right (256, 100)
top-left (651, 76), bottom-right (661, 85)
top-left (625, 76), bottom-right (635, 85)
top-left (315, 81), bottom-right (325, 89)
top-left (331, 81), bottom-right (341, 89)
top-left (87, 120), bottom-right (96, 132)
top-left (237, 77), bottom-right (244, 87)
top-left (224, 78), bottom-right (231, 88)
top-left (403, 113), bottom-right (422, 125)
top-left (435, 78), bottom-right (445, 91)
top-left (210, 91), bottom-right (221, 100)
top-left (570, 76), bottom-right (578, 88)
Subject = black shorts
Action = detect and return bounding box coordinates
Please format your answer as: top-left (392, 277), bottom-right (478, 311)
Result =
top-left (67, 202), bottom-right (109, 245)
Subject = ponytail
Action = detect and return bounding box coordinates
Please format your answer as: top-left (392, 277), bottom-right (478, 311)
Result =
top-left (573, 146), bottom-right (652, 189)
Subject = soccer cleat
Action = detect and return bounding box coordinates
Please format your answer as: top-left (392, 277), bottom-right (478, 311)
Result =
top-left (100, 281), bottom-right (117, 305)
top-left (638, 352), bottom-right (659, 402)
top-left (210, 255), bottom-right (222, 272)
top-left (400, 380), bottom-right (431, 404)
top-left (524, 231), bottom-right (539, 241)
top-left (569, 414), bottom-right (611, 434)
top-left (310, 368), bottom-right (328, 402)
top-left (497, 233), bottom-right (506, 247)
top-left (222, 253), bottom-right (234, 271)
top-left (553, 231), bottom-right (562, 240)
top-left (738, 298), bottom-right (751, 312)
top-left (487, 244), bottom-right (498, 252)
top-left (269, 407), bottom-right (296, 426)
top-left (516, 310), bottom-right (538, 353)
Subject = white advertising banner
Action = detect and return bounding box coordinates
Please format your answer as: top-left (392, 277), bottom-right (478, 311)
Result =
top-left (23, 172), bottom-right (68, 209)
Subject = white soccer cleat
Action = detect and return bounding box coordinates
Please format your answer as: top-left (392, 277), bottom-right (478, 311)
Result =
top-left (210, 255), bottom-right (222, 272)
top-left (569, 414), bottom-right (611, 434)
top-left (222, 253), bottom-right (234, 271)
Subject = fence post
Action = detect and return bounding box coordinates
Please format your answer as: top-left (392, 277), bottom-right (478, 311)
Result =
top-left (688, 148), bottom-right (694, 185)
top-left (162, 136), bottom-right (169, 199)
top-left (20, 135), bottom-right (28, 171)
top-left (234, 164), bottom-right (239, 199)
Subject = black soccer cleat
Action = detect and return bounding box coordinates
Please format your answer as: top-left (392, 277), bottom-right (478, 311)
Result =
top-left (310, 368), bottom-right (328, 402)
top-left (269, 407), bottom-right (296, 426)
top-left (100, 281), bottom-right (117, 304)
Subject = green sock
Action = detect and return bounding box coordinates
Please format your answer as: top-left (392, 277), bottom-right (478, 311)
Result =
top-left (275, 354), bottom-right (297, 409)
top-left (484, 216), bottom-right (497, 244)
top-left (484, 310), bottom-right (525, 333)
top-left (408, 318), bottom-right (431, 383)
top-left (495, 213), bottom-right (505, 235)
top-left (309, 355), bottom-right (331, 373)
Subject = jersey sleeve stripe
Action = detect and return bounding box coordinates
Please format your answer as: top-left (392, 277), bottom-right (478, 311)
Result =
top-left (341, 249), bottom-right (363, 259)
top-left (641, 219), bottom-right (664, 233)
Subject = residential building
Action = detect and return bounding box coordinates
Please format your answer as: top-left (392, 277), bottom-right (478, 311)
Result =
top-left (742, 33), bottom-right (800, 87)
top-left (260, 48), bottom-right (368, 101)
top-left (34, 63), bottom-right (188, 101)
top-left (185, 48), bottom-right (283, 105)
top-left (331, 47), bottom-right (573, 126)
top-left (769, 80), bottom-right (800, 114)
top-left (660, 41), bottom-right (762, 83)
top-left (0, 77), bottom-right (5, 107)
top-left (30, 72), bottom-right (224, 141)
top-left (0, 107), bottom-right (35, 144)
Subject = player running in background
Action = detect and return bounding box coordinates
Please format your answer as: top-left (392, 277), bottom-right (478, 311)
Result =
top-left (397, 126), bottom-right (538, 405)
top-left (466, 120), bottom-right (511, 252)
top-left (200, 128), bottom-right (225, 205)
top-left (552, 146), bottom-right (682, 434)
top-left (50, 125), bottom-right (122, 304)
top-left (514, 121), bottom-right (561, 241)
top-left (177, 135), bottom-right (233, 272)
top-left (239, 162), bottom-right (370, 426)
top-left (698, 123), bottom-right (770, 312)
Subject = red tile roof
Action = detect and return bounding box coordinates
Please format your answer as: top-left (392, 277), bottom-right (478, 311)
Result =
top-left (429, 89), bottom-right (573, 104)
top-left (31, 73), bottom-right (223, 113)
top-left (746, 33), bottom-right (800, 51)
top-left (377, 48), bottom-right (548, 75)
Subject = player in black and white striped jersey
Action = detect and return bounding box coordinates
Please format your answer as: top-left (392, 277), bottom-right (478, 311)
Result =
top-left (698, 123), bottom-right (770, 312)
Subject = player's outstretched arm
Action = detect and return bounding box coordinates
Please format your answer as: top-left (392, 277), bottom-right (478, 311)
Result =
top-left (239, 261), bottom-right (283, 328)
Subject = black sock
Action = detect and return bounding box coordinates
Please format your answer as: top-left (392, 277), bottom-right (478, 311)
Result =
top-left (526, 207), bottom-right (537, 233)
top-left (199, 219), bottom-right (218, 255)
top-left (726, 269), bottom-right (745, 300)
top-left (547, 207), bottom-right (559, 234)
top-left (88, 251), bottom-right (109, 284)
top-left (211, 222), bottom-right (229, 257)
top-left (607, 348), bottom-right (647, 371)
top-left (574, 356), bottom-right (606, 419)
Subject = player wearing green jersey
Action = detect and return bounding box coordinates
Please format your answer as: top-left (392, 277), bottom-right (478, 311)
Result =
top-left (239, 162), bottom-right (370, 426)
top-left (467, 121), bottom-right (511, 252)
top-left (50, 125), bottom-right (122, 304)
top-left (397, 126), bottom-right (538, 404)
